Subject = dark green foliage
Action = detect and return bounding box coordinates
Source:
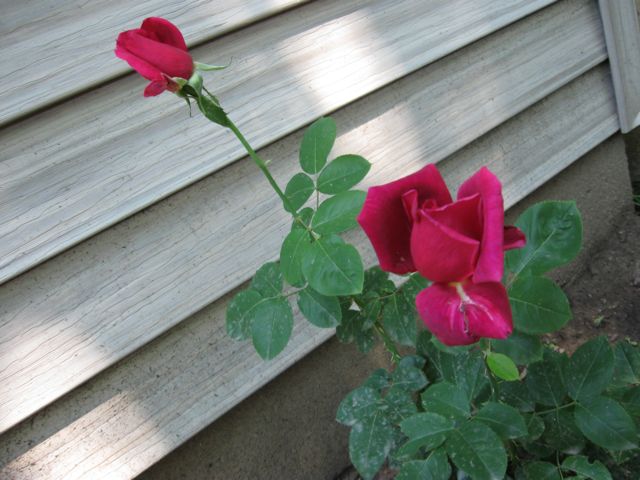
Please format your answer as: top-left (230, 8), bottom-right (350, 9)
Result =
top-left (299, 117), bottom-right (336, 174)
top-left (316, 154), bottom-right (371, 194)
top-left (509, 276), bottom-right (571, 334)
top-left (506, 201), bottom-right (582, 277)
top-left (284, 172), bottom-right (314, 212)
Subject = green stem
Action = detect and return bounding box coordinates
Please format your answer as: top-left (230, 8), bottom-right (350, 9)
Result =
top-left (556, 451), bottom-right (565, 479)
top-left (535, 401), bottom-right (577, 416)
top-left (375, 322), bottom-right (401, 364)
top-left (227, 119), bottom-right (296, 213)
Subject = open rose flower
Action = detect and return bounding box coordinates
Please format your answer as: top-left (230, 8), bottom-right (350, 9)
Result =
top-left (357, 164), bottom-right (526, 346)
top-left (115, 17), bottom-right (193, 97)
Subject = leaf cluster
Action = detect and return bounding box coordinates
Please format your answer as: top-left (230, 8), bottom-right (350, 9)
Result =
top-left (339, 336), bottom-right (640, 480)
top-left (226, 117), bottom-right (373, 359)
top-left (337, 202), bottom-right (639, 479)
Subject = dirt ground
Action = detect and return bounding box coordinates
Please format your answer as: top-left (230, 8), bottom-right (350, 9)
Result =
top-left (551, 208), bottom-right (640, 352)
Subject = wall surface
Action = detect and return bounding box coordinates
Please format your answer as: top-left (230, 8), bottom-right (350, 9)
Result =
top-left (0, 1), bottom-right (636, 478)
top-left (139, 135), bottom-right (633, 480)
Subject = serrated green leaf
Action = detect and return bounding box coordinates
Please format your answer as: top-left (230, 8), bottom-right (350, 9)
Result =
top-left (335, 309), bottom-right (376, 353)
top-left (506, 201), bottom-right (582, 277)
top-left (416, 330), bottom-right (433, 356)
top-left (566, 336), bottom-right (614, 401)
top-left (499, 381), bottom-right (535, 412)
top-left (509, 276), bottom-right (571, 334)
top-left (396, 448), bottom-right (451, 480)
top-left (475, 402), bottom-right (528, 439)
top-left (359, 292), bottom-right (382, 328)
top-left (401, 273), bottom-right (430, 303)
top-left (291, 207), bottom-right (314, 231)
top-left (612, 341), bottom-right (640, 387)
top-left (335, 308), bottom-right (362, 343)
top-left (526, 350), bottom-right (568, 407)
top-left (312, 190), bottom-right (365, 235)
top-left (561, 456), bottom-right (612, 480)
top-left (250, 297), bottom-right (293, 359)
top-left (250, 262), bottom-right (282, 297)
top-left (421, 382), bottom-right (470, 420)
top-left (541, 409), bottom-right (585, 453)
top-left (355, 327), bottom-right (376, 353)
top-left (302, 234), bottom-right (363, 296)
top-left (520, 439), bottom-right (555, 460)
top-left (619, 386), bottom-right (640, 417)
top-left (284, 172), bottom-right (314, 212)
top-left (391, 361), bottom-right (428, 392)
top-left (421, 344), bottom-right (487, 402)
top-left (383, 387), bottom-right (418, 424)
top-left (362, 266), bottom-right (396, 295)
top-left (491, 331), bottom-right (543, 365)
top-left (364, 369), bottom-right (391, 391)
top-left (297, 286), bottom-right (341, 328)
top-left (280, 229), bottom-right (311, 287)
top-left (300, 117), bottom-right (336, 174)
top-left (337, 386), bottom-right (381, 426)
top-left (487, 352), bottom-right (520, 381)
top-left (349, 410), bottom-right (394, 480)
top-left (382, 292), bottom-right (417, 347)
top-left (317, 154), bottom-right (371, 194)
top-left (522, 462), bottom-right (561, 480)
top-left (574, 396), bottom-right (638, 450)
top-left (445, 421), bottom-right (507, 480)
top-left (522, 413), bottom-right (545, 441)
top-left (398, 413), bottom-right (454, 459)
top-left (226, 289), bottom-right (263, 340)
top-left (430, 337), bottom-right (473, 355)
top-left (398, 354), bottom-right (426, 370)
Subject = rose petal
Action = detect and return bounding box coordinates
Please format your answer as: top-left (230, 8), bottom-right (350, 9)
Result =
top-left (144, 80), bottom-right (168, 97)
top-left (115, 40), bottom-right (163, 81)
top-left (410, 206), bottom-right (480, 283)
top-left (457, 167), bottom-right (505, 283)
top-left (357, 164), bottom-right (452, 274)
top-left (415, 283), bottom-right (478, 346)
top-left (503, 225), bottom-right (526, 250)
top-left (141, 17), bottom-right (189, 51)
top-left (423, 193), bottom-right (483, 240)
top-left (117, 30), bottom-right (193, 79)
top-left (463, 282), bottom-right (513, 339)
top-left (416, 281), bottom-right (513, 346)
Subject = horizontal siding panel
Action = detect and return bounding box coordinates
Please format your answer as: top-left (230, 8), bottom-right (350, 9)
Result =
top-left (0, 0), bottom-right (309, 127)
top-left (0, 0), bottom-right (607, 435)
top-left (0, 64), bottom-right (618, 480)
top-left (598, 0), bottom-right (640, 132)
top-left (0, 0), bottom-right (557, 285)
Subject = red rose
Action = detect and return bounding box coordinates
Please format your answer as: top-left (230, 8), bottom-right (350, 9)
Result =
top-left (357, 164), bottom-right (525, 346)
top-left (115, 17), bottom-right (193, 97)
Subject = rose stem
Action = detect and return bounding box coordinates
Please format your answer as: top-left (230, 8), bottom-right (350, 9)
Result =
top-left (226, 117), bottom-right (302, 222)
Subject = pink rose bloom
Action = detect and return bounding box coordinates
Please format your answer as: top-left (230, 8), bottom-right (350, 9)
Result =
top-left (115, 17), bottom-right (193, 97)
top-left (357, 164), bottom-right (525, 346)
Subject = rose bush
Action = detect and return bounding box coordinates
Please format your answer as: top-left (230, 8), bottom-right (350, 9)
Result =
top-left (117, 16), bottom-right (638, 477)
top-left (115, 17), bottom-right (193, 96)
top-left (357, 164), bottom-right (525, 345)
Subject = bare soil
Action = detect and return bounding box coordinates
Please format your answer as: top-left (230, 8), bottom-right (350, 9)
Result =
top-left (551, 209), bottom-right (640, 352)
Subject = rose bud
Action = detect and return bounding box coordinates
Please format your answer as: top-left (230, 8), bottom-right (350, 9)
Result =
top-left (115, 17), bottom-right (194, 97)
